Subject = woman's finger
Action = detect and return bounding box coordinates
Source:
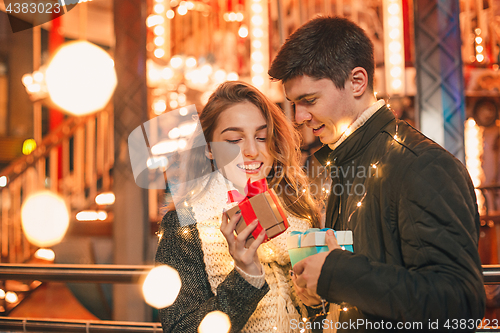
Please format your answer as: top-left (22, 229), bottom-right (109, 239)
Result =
top-left (236, 219), bottom-right (259, 243)
top-left (221, 211), bottom-right (241, 238)
top-left (246, 229), bottom-right (266, 253)
top-left (220, 211), bottom-right (228, 231)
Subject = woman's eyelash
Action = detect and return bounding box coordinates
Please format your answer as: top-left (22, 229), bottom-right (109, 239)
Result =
top-left (226, 138), bottom-right (266, 143)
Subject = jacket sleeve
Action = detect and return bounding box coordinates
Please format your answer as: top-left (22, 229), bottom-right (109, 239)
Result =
top-left (317, 149), bottom-right (486, 327)
top-left (155, 210), bottom-right (269, 333)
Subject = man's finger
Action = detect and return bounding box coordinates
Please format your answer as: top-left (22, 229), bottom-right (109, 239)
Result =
top-left (295, 273), bottom-right (307, 289)
top-left (326, 229), bottom-right (339, 251)
top-left (293, 259), bottom-right (306, 276)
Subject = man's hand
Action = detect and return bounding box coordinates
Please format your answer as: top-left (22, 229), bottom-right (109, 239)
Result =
top-left (292, 229), bottom-right (340, 299)
top-left (291, 270), bottom-right (322, 306)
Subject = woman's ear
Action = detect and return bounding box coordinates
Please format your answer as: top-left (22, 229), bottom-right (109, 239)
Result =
top-left (350, 67), bottom-right (369, 97)
top-left (205, 144), bottom-right (213, 159)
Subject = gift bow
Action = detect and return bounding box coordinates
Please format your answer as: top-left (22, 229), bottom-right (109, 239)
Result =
top-left (227, 178), bottom-right (268, 203)
top-left (227, 178), bottom-right (288, 242)
top-left (290, 228), bottom-right (331, 248)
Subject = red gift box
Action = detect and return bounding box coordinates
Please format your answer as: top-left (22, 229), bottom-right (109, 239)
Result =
top-left (226, 178), bottom-right (289, 247)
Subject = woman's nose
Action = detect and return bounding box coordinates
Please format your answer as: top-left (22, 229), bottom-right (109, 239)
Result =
top-left (242, 140), bottom-right (258, 158)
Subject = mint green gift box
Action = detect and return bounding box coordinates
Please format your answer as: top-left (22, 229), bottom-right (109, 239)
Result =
top-left (287, 228), bottom-right (353, 267)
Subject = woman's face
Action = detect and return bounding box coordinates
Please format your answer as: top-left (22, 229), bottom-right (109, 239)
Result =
top-left (210, 101), bottom-right (274, 191)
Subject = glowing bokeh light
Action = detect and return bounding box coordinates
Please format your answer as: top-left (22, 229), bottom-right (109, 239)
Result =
top-left (154, 48), bottom-right (165, 58)
top-left (170, 56), bottom-right (183, 68)
top-left (45, 41), bottom-right (117, 116)
top-left (198, 311), bottom-right (231, 333)
top-left (142, 265), bottom-right (181, 308)
top-left (238, 26), bottom-right (248, 38)
top-left (226, 72), bottom-right (239, 81)
top-left (5, 292), bottom-right (18, 304)
top-left (95, 192), bottom-right (115, 205)
top-left (186, 57), bottom-right (197, 68)
top-left (147, 156), bottom-right (169, 170)
top-left (34, 248), bottom-right (55, 261)
top-left (21, 191), bottom-right (70, 247)
top-left (22, 139), bottom-right (37, 155)
top-left (0, 176), bottom-right (7, 187)
top-left (177, 5), bottom-right (187, 15)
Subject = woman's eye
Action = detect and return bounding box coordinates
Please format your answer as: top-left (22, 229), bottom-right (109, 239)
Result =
top-left (257, 137), bottom-right (266, 142)
top-left (226, 139), bottom-right (240, 144)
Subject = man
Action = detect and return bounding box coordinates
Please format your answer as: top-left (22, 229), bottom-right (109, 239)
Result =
top-left (269, 16), bottom-right (485, 331)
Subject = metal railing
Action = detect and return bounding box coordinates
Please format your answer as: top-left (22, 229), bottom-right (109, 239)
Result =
top-left (0, 317), bottom-right (162, 332)
top-left (0, 263), bottom-right (498, 284)
top-left (0, 264), bottom-right (153, 283)
top-left (0, 264), bottom-right (498, 332)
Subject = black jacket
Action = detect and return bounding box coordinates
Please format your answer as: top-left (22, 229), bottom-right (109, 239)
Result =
top-left (315, 106), bottom-right (485, 332)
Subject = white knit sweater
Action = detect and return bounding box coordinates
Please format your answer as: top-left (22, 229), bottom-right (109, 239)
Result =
top-left (191, 172), bottom-right (312, 333)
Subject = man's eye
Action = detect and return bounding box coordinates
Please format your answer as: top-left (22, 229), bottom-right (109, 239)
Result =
top-left (304, 98), bottom-right (316, 104)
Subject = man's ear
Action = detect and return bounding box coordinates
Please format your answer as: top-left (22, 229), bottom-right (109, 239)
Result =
top-left (205, 144), bottom-right (213, 159)
top-left (350, 67), bottom-right (369, 97)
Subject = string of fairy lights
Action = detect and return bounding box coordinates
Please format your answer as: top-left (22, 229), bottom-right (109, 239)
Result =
top-left (284, 120), bottom-right (401, 224)
top-left (288, 122), bottom-right (402, 327)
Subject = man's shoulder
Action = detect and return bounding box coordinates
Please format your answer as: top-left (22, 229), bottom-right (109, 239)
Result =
top-left (384, 120), bottom-right (461, 164)
top-left (394, 121), bottom-right (444, 155)
top-left (378, 120), bottom-right (468, 183)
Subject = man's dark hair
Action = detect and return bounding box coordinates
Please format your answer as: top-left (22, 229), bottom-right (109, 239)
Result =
top-left (268, 16), bottom-right (375, 91)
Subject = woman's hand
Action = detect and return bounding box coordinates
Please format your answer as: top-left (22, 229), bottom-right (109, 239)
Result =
top-left (220, 211), bottom-right (266, 276)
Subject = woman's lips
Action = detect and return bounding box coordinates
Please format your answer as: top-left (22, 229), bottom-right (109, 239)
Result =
top-left (237, 162), bottom-right (263, 174)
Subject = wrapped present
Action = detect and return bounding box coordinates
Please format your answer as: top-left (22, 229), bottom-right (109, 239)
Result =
top-left (287, 228), bottom-right (353, 267)
top-left (226, 178), bottom-right (288, 247)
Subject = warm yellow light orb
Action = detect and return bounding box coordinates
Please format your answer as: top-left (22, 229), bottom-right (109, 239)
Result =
top-left (252, 75), bottom-right (264, 86)
top-left (238, 26), bottom-right (249, 38)
top-left (227, 72), bottom-right (239, 81)
top-left (34, 248), bottom-right (56, 261)
top-left (95, 192), bottom-right (115, 205)
top-left (198, 311), bottom-right (231, 333)
top-left (5, 292), bottom-right (18, 304)
top-left (45, 41), bottom-right (117, 116)
top-left (21, 191), bottom-right (70, 247)
top-left (22, 138), bottom-right (37, 155)
top-left (142, 265), bottom-right (181, 309)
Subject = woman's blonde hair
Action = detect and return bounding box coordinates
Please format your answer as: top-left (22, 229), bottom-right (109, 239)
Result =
top-left (170, 81), bottom-right (320, 227)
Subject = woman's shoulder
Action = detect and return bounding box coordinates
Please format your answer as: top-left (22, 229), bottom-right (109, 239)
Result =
top-left (159, 207), bottom-right (197, 231)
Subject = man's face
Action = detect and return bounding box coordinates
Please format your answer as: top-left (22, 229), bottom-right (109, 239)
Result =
top-left (284, 75), bottom-right (357, 145)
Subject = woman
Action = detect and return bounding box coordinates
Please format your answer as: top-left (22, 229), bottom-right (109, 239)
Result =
top-left (156, 81), bottom-right (322, 332)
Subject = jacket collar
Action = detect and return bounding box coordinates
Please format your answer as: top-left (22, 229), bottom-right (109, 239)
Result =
top-left (314, 105), bottom-right (395, 166)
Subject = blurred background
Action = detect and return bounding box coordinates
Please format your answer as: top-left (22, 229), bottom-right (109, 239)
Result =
top-left (0, 0), bottom-right (499, 329)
